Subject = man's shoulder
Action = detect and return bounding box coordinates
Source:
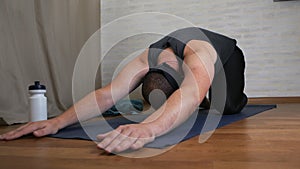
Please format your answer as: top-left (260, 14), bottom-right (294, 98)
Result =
top-left (184, 40), bottom-right (218, 64)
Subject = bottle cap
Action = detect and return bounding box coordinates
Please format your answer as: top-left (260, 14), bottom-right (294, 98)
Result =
top-left (29, 81), bottom-right (46, 90)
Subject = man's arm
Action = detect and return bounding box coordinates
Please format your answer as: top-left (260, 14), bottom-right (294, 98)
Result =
top-left (57, 49), bottom-right (150, 128)
top-left (142, 40), bottom-right (216, 136)
top-left (0, 50), bottom-right (149, 140)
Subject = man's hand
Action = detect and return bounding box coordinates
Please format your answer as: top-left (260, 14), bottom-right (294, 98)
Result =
top-left (0, 118), bottom-right (61, 141)
top-left (97, 123), bottom-right (155, 153)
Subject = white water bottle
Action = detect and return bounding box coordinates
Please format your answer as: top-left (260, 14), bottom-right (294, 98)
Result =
top-left (28, 81), bottom-right (47, 122)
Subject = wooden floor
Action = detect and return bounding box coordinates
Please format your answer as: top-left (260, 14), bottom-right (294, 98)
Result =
top-left (0, 103), bottom-right (300, 169)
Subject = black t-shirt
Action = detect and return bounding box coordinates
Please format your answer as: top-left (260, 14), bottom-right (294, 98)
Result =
top-left (148, 27), bottom-right (237, 72)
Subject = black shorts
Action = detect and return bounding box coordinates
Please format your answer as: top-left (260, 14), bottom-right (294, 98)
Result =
top-left (209, 46), bottom-right (248, 115)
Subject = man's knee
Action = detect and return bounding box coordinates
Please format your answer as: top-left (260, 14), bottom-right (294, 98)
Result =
top-left (223, 105), bottom-right (240, 115)
top-left (223, 94), bottom-right (248, 115)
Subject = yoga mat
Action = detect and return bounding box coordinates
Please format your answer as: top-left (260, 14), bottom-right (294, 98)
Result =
top-left (50, 105), bottom-right (276, 149)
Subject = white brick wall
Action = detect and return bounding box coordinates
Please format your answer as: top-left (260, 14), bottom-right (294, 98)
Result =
top-left (101, 0), bottom-right (300, 97)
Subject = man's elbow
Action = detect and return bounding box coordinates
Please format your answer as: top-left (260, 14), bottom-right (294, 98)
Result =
top-left (184, 88), bottom-right (204, 108)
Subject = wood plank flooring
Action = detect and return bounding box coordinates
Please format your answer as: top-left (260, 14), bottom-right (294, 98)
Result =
top-left (0, 103), bottom-right (299, 169)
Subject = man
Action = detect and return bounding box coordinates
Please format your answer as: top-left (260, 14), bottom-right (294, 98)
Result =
top-left (0, 27), bottom-right (247, 153)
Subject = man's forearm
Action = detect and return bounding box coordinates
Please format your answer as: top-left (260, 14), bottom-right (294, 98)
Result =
top-left (55, 89), bottom-right (114, 129)
top-left (142, 87), bottom-right (204, 138)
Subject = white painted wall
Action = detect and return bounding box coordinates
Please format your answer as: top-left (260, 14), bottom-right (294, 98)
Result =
top-left (101, 0), bottom-right (300, 97)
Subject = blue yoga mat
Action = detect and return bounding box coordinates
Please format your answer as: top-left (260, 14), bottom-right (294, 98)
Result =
top-left (50, 105), bottom-right (276, 149)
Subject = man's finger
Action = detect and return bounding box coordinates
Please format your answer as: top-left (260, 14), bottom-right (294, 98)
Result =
top-left (96, 132), bottom-right (110, 141)
top-left (1, 122), bottom-right (45, 140)
top-left (33, 125), bottom-right (57, 137)
top-left (0, 123), bottom-right (31, 139)
top-left (131, 139), bottom-right (145, 150)
top-left (104, 129), bottom-right (133, 153)
top-left (130, 136), bottom-right (153, 150)
top-left (114, 133), bottom-right (139, 153)
top-left (97, 130), bottom-right (120, 150)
